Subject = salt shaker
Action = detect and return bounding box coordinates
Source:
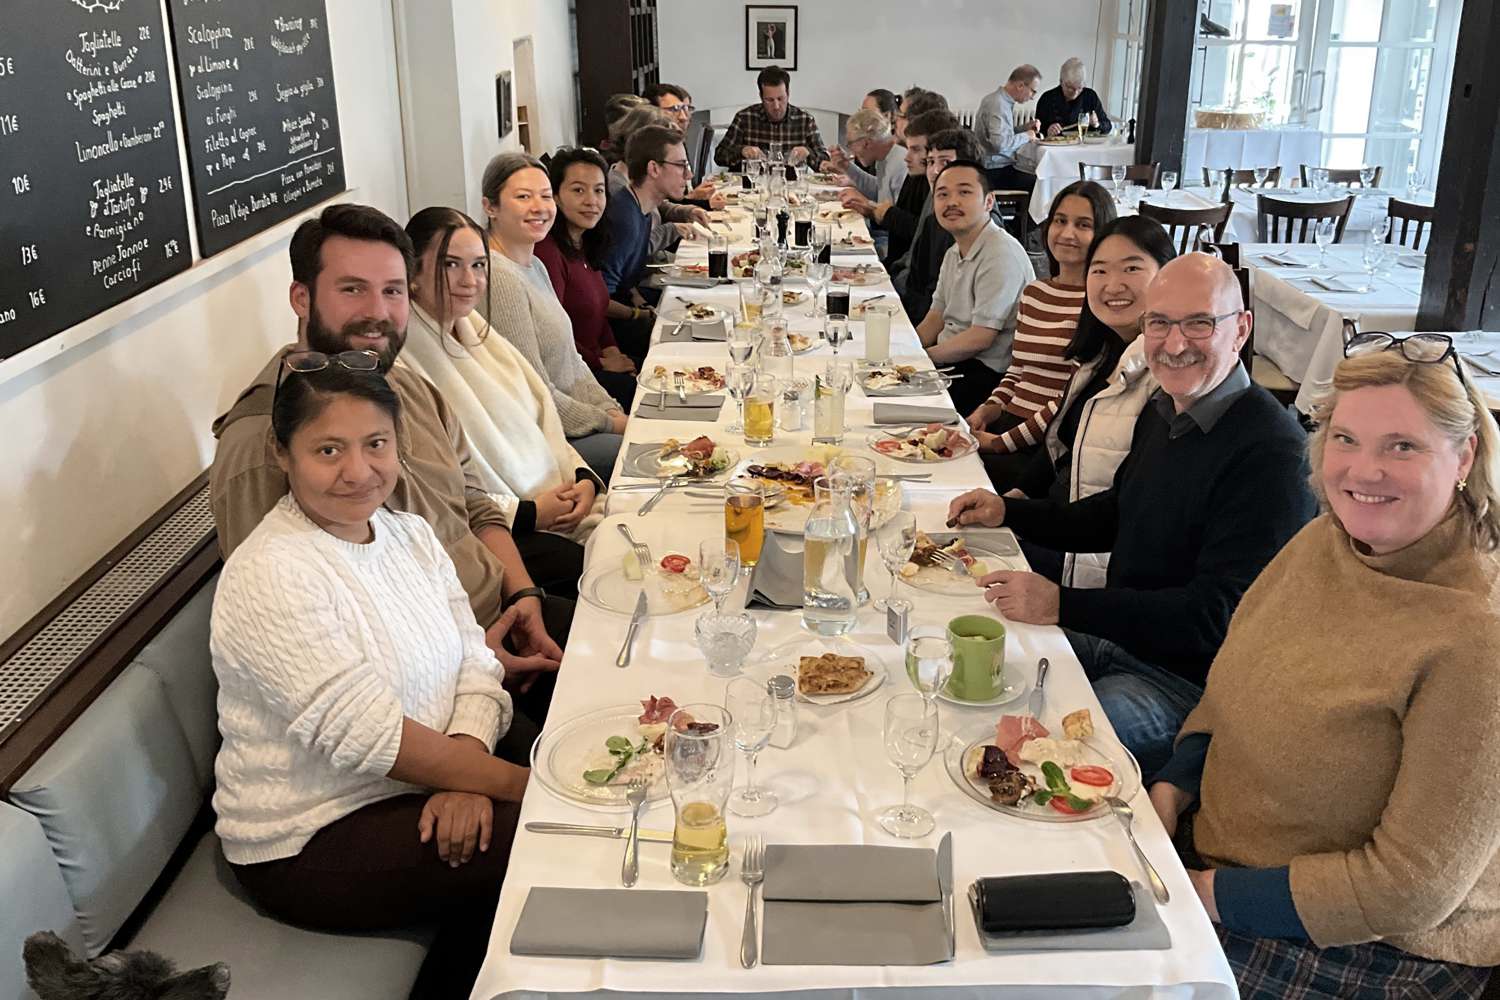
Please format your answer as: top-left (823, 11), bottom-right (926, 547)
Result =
top-left (766, 674), bottom-right (797, 749)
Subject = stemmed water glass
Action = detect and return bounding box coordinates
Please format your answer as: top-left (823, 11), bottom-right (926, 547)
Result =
top-left (904, 624), bottom-right (954, 704)
top-left (878, 694), bottom-right (939, 838)
top-left (1314, 218), bottom-right (1337, 267)
top-left (1359, 165), bottom-right (1377, 188)
top-left (807, 261), bottom-right (833, 317)
top-left (1360, 235), bottom-right (1387, 293)
top-left (1253, 165), bottom-right (1270, 187)
top-left (1109, 164), bottom-right (1126, 196)
top-left (1160, 170), bottom-right (1178, 204)
top-left (725, 677), bottom-right (779, 817)
top-left (726, 361), bottom-right (757, 433)
top-left (699, 538), bottom-right (741, 613)
top-left (873, 510), bottom-right (917, 614)
top-left (825, 314), bottom-right (851, 356)
top-left (728, 325), bottom-right (759, 367)
top-left (810, 223), bottom-right (832, 262)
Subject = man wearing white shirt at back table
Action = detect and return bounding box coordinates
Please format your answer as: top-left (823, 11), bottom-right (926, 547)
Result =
top-left (915, 159), bottom-right (1032, 415)
top-left (976, 64), bottom-right (1043, 192)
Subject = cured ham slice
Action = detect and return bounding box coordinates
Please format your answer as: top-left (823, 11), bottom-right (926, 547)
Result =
top-left (995, 714), bottom-right (1048, 765)
top-left (638, 696), bottom-right (679, 725)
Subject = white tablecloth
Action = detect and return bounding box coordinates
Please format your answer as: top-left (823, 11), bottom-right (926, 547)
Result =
top-left (1243, 243), bottom-right (1424, 412)
top-left (471, 178), bottom-right (1238, 1000)
top-left (1026, 141), bottom-right (1136, 223)
top-left (1183, 127), bottom-right (1323, 185)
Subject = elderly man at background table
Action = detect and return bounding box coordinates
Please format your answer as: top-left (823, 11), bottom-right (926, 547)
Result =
top-left (713, 65), bottom-right (828, 171)
top-left (948, 254), bottom-right (1316, 777)
top-left (915, 160), bottom-right (1032, 414)
top-left (1037, 58), bottom-right (1112, 137)
top-left (828, 108), bottom-right (908, 256)
top-left (975, 64), bottom-right (1042, 193)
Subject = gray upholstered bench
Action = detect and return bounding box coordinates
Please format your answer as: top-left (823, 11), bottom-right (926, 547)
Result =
top-left (2, 580), bottom-right (433, 999)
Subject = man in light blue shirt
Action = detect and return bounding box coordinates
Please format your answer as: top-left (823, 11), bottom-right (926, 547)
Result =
top-left (975, 64), bottom-right (1043, 191)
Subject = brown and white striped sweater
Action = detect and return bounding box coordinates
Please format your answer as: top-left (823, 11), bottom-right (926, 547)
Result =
top-left (984, 279), bottom-right (1084, 452)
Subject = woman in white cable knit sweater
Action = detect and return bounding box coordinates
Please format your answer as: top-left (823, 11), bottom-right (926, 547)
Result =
top-left (212, 363), bottom-right (527, 997)
top-left (481, 151), bottom-right (626, 480)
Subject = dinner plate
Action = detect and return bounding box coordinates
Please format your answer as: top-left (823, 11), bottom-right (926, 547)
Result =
top-left (902, 541), bottom-right (1021, 597)
top-left (578, 562), bottom-right (709, 618)
top-left (859, 371), bottom-right (955, 397)
top-left (660, 303), bottom-right (730, 325)
top-left (531, 704), bottom-right (675, 811)
top-left (866, 431), bottom-right (977, 464)
top-left (749, 636), bottom-right (893, 706)
top-left (944, 721), bottom-right (1142, 824)
top-left (831, 267), bottom-right (885, 287)
top-left (622, 443), bottom-right (739, 480)
top-left (731, 444), bottom-right (865, 533)
top-left (637, 364), bottom-right (727, 394)
top-left (787, 333), bottom-right (822, 355)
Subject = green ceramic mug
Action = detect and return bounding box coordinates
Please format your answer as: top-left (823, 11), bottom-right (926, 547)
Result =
top-left (945, 614), bottom-right (1007, 701)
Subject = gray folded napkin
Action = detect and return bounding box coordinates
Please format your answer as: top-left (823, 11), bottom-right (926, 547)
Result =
top-left (747, 530), bottom-right (805, 609)
top-left (667, 274), bottom-right (723, 288)
top-left (872, 403), bottom-right (960, 425)
top-left (763, 845), bottom-right (940, 903)
top-left (972, 881), bottom-right (1172, 952)
top-left (634, 393), bottom-right (725, 422)
top-left (691, 321), bottom-right (729, 341)
top-left (509, 887), bottom-right (708, 959)
top-left (658, 318), bottom-right (729, 343)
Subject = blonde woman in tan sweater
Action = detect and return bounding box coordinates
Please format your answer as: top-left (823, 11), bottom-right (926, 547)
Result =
top-left (1151, 336), bottom-right (1500, 999)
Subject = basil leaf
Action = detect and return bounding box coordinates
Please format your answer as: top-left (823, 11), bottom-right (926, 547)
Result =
top-left (582, 768), bottom-right (616, 785)
top-left (1032, 789), bottom-right (1054, 806)
top-left (1041, 761), bottom-right (1069, 792)
top-left (605, 735), bottom-right (633, 754)
top-left (1065, 793), bottom-right (1093, 812)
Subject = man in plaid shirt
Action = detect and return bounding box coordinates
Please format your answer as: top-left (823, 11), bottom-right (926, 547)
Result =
top-left (713, 66), bottom-right (829, 171)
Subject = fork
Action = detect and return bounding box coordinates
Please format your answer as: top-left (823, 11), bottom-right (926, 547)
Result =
top-left (739, 835), bottom-right (765, 968)
top-left (621, 780), bottom-right (649, 888)
top-left (1105, 796), bottom-right (1170, 905)
top-left (929, 548), bottom-right (972, 580)
top-left (673, 370), bottom-right (688, 404)
top-left (616, 524), bottom-right (654, 568)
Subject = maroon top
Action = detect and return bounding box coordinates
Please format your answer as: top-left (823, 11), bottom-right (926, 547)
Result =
top-left (535, 236), bottom-right (617, 371)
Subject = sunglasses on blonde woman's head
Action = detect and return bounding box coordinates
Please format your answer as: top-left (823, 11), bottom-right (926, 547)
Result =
top-left (1344, 332), bottom-right (1464, 382)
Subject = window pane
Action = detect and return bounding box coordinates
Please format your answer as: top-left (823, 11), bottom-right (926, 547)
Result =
top-left (1324, 136), bottom-right (1368, 168)
top-left (1205, 0), bottom-right (1239, 37)
top-left (1369, 46), bottom-right (1431, 131)
top-left (1239, 44), bottom-right (1299, 121)
top-left (1199, 46), bottom-right (1237, 110)
top-left (1244, 0), bottom-right (1305, 41)
top-left (1326, 46), bottom-right (1378, 132)
top-left (1329, 0), bottom-right (1384, 42)
top-left (1383, 0), bottom-right (1437, 43)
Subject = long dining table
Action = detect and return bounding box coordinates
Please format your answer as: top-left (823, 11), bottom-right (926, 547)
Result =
top-left (470, 174), bottom-right (1238, 1000)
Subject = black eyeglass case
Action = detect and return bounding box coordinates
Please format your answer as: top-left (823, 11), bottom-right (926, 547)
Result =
top-left (969, 870), bottom-right (1136, 935)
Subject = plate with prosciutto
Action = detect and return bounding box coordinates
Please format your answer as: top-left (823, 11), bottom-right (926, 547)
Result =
top-left (859, 365), bottom-right (953, 396)
top-left (639, 364), bottom-right (728, 394)
top-left (532, 697), bottom-right (705, 810)
top-left (831, 264), bottom-right (884, 286)
top-left (625, 435), bottom-right (736, 479)
top-left (944, 709), bottom-right (1141, 823)
top-left (868, 425), bottom-right (976, 463)
top-left (899, 530), bottom-right (1020, 598)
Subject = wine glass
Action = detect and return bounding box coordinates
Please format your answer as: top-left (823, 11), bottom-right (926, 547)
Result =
top-left (1360, 237), bottom-right (1386, 293)
top-left (1160, 170), bottom-right (1178, 204)
top-left (728, 325), bottom-right (758, 367)
top-left (1253, 165), bottom-right (1270, 187)
top-left (871, 476), bottom-right (903, 525)
top-left (1371, 213), bottom-right (1392, 245)
top-left (699, 538), bottom-right (741, 614)
top-left (824, 314), bottom-right (851, 356)
top-left (725, 677), bottom-right (778, 817)
top-left (874, 510), bottom-right (917, 614)
top-left (807, 261), bottom-right (833, 317)
top-left (878, 694), bottom-right (939, 838)
top-left (1359, 165), bottom-right (1376, 188)
top-left (1314, 218), bottom-right (1337, 266)
top-left (904, 624), bottom-right (954, 704)
top-left (725, 361), bottom-right (756, 433)
top-left (1109, 164), bottom-right (1126, 195)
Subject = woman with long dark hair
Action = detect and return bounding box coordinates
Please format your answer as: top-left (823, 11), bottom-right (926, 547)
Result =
top-left (534, 147), bottom-right (635, 410)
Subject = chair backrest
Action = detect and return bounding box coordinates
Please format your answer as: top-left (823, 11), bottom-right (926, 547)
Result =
top-left (1299, 164), bottom-right (1383, 188)
top-left (1255, 193), bottom-right (1355, 243)
top-left (990, 189), bottom-right (1030, 243)
top-left (1235, 266), bottom-right (1255, 372)
top-left (1200, 165), bottom-right (1282, 190)
top-left (1138, 200), bottom-right (1233, 255)
top-left (1386, 197), bottom-right (1434, 251)
top-left (957, 109), bottom-right (975, 130)
top-left (1078, 162), bottom-right (1161, 187)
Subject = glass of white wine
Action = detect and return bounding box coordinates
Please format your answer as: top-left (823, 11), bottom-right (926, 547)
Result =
top-left (878, 694), bottom-right (939, 838)
top-left (664, 704), bottom-right (735, 885)
top-left (724, 677), bottom-right (779, 817)
top-left (874, 510), bottom-right (917, 613)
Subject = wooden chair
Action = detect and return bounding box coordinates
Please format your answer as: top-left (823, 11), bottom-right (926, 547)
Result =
top-left (1078, 162), bottom-right (1162, 187)
top-left (1298, 164), bottom-right (1383, 188)
top-left (1138, 200), bottom-right (1232, 255)
top-left (1386, 197), bottom-right (1434, 251)
top-left (991, 190), bottom-right (1031, 245)
top-left (1199, 165), bottom-right (1282, 189)
top-left (1256, 193), bottom-right (1355, 243)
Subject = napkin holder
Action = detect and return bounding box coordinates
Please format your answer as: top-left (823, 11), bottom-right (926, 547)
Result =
top-left (971, 871), bottom-right (1134, 934)
top-left (748, 530), bottom-right (805, 610)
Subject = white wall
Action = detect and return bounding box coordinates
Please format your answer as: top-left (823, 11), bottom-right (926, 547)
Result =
top-left (659, 0), bottom-right (1109, 125)
top-left (0, 0), bottom-right (410, 638)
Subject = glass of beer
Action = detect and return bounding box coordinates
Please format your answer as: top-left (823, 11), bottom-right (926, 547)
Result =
top-left (743, 373), bottom-right (778, 446)
top-left (664, 704), bottom-right (735, 886)
top-left (724, 480), bottom-right (766, 567)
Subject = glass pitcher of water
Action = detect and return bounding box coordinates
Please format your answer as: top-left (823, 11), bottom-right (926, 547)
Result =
top-left (802, 476), bottom-right (860, 636)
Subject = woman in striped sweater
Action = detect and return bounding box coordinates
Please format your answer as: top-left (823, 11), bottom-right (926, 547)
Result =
top-left (967, 181), bottom-right (1116, 487)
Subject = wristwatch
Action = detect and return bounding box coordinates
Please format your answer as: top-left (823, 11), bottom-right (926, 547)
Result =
top-left (502, 586), bottom-right (546, 611)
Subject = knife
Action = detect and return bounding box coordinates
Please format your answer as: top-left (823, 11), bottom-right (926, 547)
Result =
top-left (616, 590), bottom-right (648, 667)
top-left (637, 476), bottom-right (680, 515)
top-left (1026, 658), bottom-right (1049, 735)
top-left (937, 831), bottom-right (954, 958)
top-left (526, 822), bottom-right (673, 843)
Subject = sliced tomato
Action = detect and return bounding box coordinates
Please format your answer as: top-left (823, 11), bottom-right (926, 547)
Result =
top-left (1069, 765), bottom-right (1114, 787)
top-left (1049, 796), bottom-right (1090, 815)
top-left (873, 439), bottom-right (904, 454)
top-left (660, 554), bottom-right (691, 574)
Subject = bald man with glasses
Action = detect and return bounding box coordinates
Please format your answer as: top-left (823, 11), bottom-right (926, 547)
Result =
top-left (947, 255), bottom-right (1316, 778)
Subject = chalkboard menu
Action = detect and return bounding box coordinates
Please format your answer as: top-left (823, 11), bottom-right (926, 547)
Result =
top-left (0, 0), bottom-right (192, 362)
top-left (166, 0), bottom-right (345, 257)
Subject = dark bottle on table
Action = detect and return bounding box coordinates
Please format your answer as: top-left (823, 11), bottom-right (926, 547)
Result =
top-left (708, 248), bottom-right (729, 279)
top-left (794, 218), bottom-right (812, 247)
top-left (785, 164), bottom-right (797, 183)
top-left (776, 208), bottom-right (790, 245)
top-left (826, 288), bottom-right (851, 316)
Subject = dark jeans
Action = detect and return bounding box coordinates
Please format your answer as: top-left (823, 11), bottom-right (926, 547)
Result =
top-left (608, 313), bottom-right (655, 367)
top-left (593, 366), bottom-right (638, 411)
top-left (514, 531), bottom-right (584, 601)
top-left (571, 432), bottom-right (623, 485)
top-left (228, 725), bottom-right (538, 999)
top-left (945, 357), bottom-right (1005, 417)
top-left (1063, 629), bottom-right (1204, 781)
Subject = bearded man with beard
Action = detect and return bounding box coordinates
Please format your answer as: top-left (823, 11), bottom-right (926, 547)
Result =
top-left (946, 254), bottom-right (1316, 778)
top-left (211, 203), bottom-right (572, 734)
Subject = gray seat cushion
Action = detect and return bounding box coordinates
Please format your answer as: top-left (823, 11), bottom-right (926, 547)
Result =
top-left (127, 832), bottom-right (431, 1000)
top-left (131, 576), bottom-right (220, 788)
top-left (10, 665), bottom-right (206, 956)
top-left (0, 801), bottom-right (85, 1000)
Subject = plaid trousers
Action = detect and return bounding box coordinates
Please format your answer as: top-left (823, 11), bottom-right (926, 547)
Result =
top-left (1219, 926), bottom-right (1492, 1000)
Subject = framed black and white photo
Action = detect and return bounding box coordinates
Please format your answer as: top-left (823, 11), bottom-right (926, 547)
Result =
top-left (745, 5), bottom-right (797, 70)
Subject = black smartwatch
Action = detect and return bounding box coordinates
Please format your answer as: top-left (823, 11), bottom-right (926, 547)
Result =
top-left (502, 586), bottom-right (546, 612)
